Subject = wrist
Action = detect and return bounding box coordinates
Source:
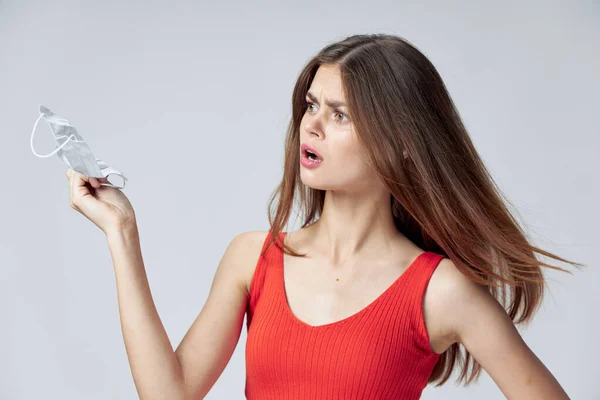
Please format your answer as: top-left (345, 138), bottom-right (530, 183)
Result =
top-left (105, 218), bottom-right (139, 243)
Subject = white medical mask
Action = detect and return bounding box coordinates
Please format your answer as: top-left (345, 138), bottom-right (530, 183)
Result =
top-left (30, 105), bottom-right (128, 189)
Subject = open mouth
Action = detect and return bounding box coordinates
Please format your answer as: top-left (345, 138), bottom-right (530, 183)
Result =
top-left (304, 149), bottom-right (320, 161)
top-left (301, 143), bottom-right (323, 162)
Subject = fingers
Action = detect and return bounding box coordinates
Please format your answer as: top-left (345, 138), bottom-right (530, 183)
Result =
top-left (67, 168), bottom-right (78, 209)
top-left (66, 168), bottom-right (92, 209)
top-left (66, 169), bottom-right (104, 188)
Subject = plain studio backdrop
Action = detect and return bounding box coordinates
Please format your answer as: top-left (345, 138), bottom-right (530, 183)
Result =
top-left (1, 0), bottom-right (598, 399)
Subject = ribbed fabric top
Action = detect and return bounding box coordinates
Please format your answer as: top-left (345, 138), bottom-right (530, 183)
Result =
top-left (245, 231), bottom-right (444, 400)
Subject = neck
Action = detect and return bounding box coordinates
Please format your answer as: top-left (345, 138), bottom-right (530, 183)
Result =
top-left (307, 189), bottom-right (405, 266)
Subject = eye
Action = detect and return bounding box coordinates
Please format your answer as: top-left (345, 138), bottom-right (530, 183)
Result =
top-left (304, 100), bottom-right (349, 124)
top-left (334, 111), bottom-right (348, 124)
top-left (305, 101), bottom-right (317, 113)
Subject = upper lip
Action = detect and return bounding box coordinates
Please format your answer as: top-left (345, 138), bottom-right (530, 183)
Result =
top-left (301, 143), bottom-right (323, 160)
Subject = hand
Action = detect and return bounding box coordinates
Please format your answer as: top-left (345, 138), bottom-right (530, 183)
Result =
top-left (66, 168), bottom-right (136, 235)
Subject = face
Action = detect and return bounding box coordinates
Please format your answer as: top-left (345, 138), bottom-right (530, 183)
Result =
top-left (299, 64), bottom-right (381, 193)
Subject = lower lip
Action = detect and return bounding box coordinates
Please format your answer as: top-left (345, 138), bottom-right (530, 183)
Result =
top-left (300, 152), bottom-right (323, 168)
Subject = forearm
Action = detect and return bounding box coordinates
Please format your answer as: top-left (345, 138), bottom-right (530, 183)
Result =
top-left (106, 223), bottom-right (185, 400)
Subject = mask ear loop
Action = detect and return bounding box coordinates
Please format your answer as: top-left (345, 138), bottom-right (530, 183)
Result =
top-left (99, 176), bottom-right (127, 189)
top-left (97, 159), bottom-right (128, 189)
top-left (30, 113), bottom-right (75, 158)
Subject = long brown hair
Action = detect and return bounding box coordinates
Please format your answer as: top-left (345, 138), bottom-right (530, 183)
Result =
top-left (263, 33), bottom-right (585, 386)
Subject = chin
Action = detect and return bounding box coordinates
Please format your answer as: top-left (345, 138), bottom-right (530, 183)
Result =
top-left (300, 176), bottom-right (328, 191)
top-left (301, 181), bottom-right (324, 190)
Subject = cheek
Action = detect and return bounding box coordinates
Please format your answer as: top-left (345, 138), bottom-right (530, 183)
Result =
top-left (335, 141), bottom-right (372, 174)
top-left (340, 133), bottom-right (365, 163)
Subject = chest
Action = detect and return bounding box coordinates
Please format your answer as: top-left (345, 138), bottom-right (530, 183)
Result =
top-left (277, 251), bottom-right (451, 355)
top-left (244, 248), bottom-right (445, 398)
top-left (282, 252), bottom-right (413, 327)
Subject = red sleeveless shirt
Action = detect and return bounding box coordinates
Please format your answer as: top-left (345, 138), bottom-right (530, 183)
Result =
top-left (245, 231), bottom-right (444, 399)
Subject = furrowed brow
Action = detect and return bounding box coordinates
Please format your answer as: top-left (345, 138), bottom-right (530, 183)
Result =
top-left (306, 91), bottom-right (346, 108)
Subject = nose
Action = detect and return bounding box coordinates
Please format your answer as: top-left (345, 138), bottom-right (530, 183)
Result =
top-left (304, 112), bottom-right (325, 139)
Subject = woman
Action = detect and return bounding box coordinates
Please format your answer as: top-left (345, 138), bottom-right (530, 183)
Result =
top-left (66, 34), bottom-right (582, 399)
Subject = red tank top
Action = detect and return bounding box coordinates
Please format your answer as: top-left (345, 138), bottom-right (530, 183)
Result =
top-left (245, 231), bottom-right (444, 399)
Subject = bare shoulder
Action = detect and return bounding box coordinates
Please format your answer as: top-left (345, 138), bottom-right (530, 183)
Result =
top-left (173, 230), bottom-right (270, 398)
top-left (424, 256), bottom-right (491, 352)
top-left (226, 230), bottom-right (270, 296)
top-left (428, 257), bottom-right (483, 302)
top-left (425, 256), bottom-right (569, 398)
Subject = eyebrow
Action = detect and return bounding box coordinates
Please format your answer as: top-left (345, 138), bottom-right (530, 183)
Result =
top-left (306, 91), bottom-right (346, 109)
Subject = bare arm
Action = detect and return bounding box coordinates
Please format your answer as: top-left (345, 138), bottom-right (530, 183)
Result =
top-left (65, 169), bottom-right (261, 399)
top-left (107, 224), bottom-right (264, 399)
top-left (430, 258), bottom-right (570, 399)
top-left (107, 223), bottom-right (186, 399)
top-left (174, 231), bottom-right (266, 398)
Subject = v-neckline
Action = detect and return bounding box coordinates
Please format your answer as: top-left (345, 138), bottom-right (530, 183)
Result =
top-left (278, 231), bottom-right (428, 329)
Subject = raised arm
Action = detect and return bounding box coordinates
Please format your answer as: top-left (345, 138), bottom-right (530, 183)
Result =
top-left (107, 223), bottom-right (186, 399)
top-left (65, 168), bottom-right (265, 399)
top-left (107, 228), bottom-right (265, 399)
top-left (173, 230), bottom-right (266, 398)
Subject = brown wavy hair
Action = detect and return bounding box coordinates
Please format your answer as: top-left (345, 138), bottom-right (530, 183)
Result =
top-left (262, 33), bottom-right (585, 386)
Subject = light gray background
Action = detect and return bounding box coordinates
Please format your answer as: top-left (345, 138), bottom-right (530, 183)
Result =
top-left (1, 0), bottom-right (598, 399)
